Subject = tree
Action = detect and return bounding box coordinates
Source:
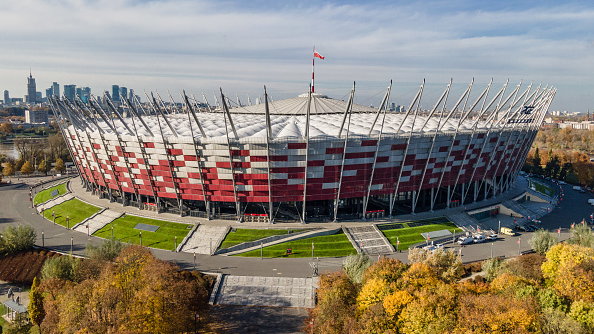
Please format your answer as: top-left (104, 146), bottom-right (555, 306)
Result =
top-left (0, 122), bottom-right (13, 134)
top-left (37, 159), bottom-right (49, 175)
top-left (54, 157), bottom-right (65, 173)
top-left (569, 222), bottom-right (594, 248)
top-left (28, 277), bottom-right (45, 327)
top-left (399, 282), bottom-right (458, 334)
top-left (456, 294), bottom-right (540, 333)
top-left (482, 257), bottom-right (503, 281)
top-left (3, 161), bottom-right (15, 176)
top-left (20, 160), bottom-right (33, 175)
top-left (342, 254), bottom-right (371, 284)
top-left (408, 248), bottom-right (464, 282)
top-left (41, 255), bottom-right (80, 281)
top-left (540, 308), bottom-right (587, 334)
top-left (86, 239), bottom-right (124, 261)
top-left (530, 229), bottom-right (557, 255)
top-left (309, 271), bottom-right (358, 334)
top-left (531, 147), bottom-right (543, 174)
top-left (0, 225), bottom-right (36, 255)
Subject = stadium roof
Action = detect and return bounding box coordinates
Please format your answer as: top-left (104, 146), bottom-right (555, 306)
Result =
top-left (90, 94), bottom-right (499, 140)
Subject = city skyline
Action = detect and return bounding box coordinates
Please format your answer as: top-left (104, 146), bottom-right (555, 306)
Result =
top-left (0, 0), bottom-right (593, 112)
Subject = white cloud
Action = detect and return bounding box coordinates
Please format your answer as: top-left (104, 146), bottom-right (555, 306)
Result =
top-left (0, 0), bottom-right (593, 112)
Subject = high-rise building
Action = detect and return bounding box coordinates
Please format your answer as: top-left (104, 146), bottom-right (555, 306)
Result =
top-left (112, 85), bottom-right (120, 102)
top-left (64, 85), bottom-right (76, 101)
top-left (128, 89), bottom-right (134, 102)
top-left (36, 92), bottom-right (42, 101)
top-left (25, 109), bottom-right (48, 124)
top-left (27, 71), bottom-right (37, 103)
top-left (46, 87), bottom-right (53, 99)
top-left (52, 82), bottom-right (60, 97)
top-left (80, 87), bottom-right (91, 103)
top-left (4, 90), bottom-right (9, 105)
top-left (76, 87), bottom-right (83, 99)
top-left (120, 87), bottom-right (128, 102)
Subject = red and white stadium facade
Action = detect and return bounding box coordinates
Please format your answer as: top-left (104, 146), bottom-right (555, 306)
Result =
top-left (51, 80), bottom-right (555, 222)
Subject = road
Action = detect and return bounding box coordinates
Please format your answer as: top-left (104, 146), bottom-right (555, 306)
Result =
top-left (0, 176), bottom-right (592, 278)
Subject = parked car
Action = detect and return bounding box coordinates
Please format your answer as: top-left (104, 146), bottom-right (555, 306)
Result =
top-left (486, 233), bottom-right (498, 240)
top-left (473, 234), bottom-right (487, 243)
top-left (500, 227), bottom-right (517, 236)
top-left (559, 181), bottom-right (566, 185)
top-left (516, 225), bottom-right (528, 232)
top-left (457, 236), bottom-right (474, 245)
top-left (573, 186), bottom-right (585, 192)
top-left (587, 199), bottom-right (594, 206)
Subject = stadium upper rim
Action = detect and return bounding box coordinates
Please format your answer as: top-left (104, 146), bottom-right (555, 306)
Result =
top-left (54, 80), bottom-right (556, 141)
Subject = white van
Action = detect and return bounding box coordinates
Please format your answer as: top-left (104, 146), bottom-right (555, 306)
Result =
top-left (588, 199), bottom-right (594, 206)
top-left (573, 186), bottom-right (585, 192)
top-left (457, 236), bottom-right (474, 245)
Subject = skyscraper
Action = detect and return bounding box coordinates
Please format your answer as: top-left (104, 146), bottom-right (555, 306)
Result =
top-left (128, 89), bottom-right (134, 102)
top-left (4, 90), bottom-right (9, 105)
top-left (112, 85), bottom-right (120, 102)
top-left (120, 87), bottom-right (128, 102)
top-left (27, 71), bottom-right (37, 103)
top-left (76, 87), bottom-right (83, 99)
top-left (64, 85), bottom-right (76, 101)
top-left (81, 87), bottom-right (91, 103)
top-left (52, 82), bottom-right (60, 97)
top-left (46, 87), bottom-right (53, 99)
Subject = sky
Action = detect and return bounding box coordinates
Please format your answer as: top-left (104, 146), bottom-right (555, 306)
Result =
top-left (1, 0), bottom-right (593, 112)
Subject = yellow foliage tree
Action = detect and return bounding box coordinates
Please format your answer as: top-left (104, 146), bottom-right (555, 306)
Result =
top-left (383, 290), bottom-right (413, 317)
top-left (490, 272), bottom-right (537, 295)
top-left (356, 278), bottom-right (391, 311)
top-left (542, 243), bottom-right (594, 282)
top-left (20, 160), bottom-right (34, 175)
top-left (399, 283), bottom-right (458, 334)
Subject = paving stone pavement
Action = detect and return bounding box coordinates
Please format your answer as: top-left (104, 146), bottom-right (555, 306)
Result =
top-left (215, 275), bottom-right (318, 308)
top-left (346, 225), bottom-right (393, 255)
top-left (36, 193), bottom-right (74, 212)
top-left (73, 209), bottom-right (123, 234)
top-left (447, 212), bottom-right (480, 231)
top-left (181, 224), bottom-right (230, 254)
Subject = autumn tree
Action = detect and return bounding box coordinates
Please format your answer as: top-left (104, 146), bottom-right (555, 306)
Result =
top-left (569, 222), bottom-right (594, 248)
top-left (456, 294), bottom-right (540, 333)
top-left (20, 160), bottom-right (33, 174)
top-left (54, 157), bottom-right (65, 173)
top-left (37, 159), bottom-right (49, 175)
top-left (309, 271), bottom-right (358, 334)
top-left (342, 254), bottom-right (371, 284)
top-left (28, 276), bottom-right (45, 327)
top-left (3, 161), bottom-right (15, 176)
top-left (408, 248), bottom-right (464, 282)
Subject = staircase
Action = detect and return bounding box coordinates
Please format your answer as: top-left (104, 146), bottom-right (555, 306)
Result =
top-left (345, 225), bottom-right (393, 255)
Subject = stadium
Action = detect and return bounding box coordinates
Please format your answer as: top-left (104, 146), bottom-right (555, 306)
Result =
top-left (50, 80), bottom-right (555, 223)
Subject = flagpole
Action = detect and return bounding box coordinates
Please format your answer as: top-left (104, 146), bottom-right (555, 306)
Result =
top-left (311, 46), bottom-right (315, 93)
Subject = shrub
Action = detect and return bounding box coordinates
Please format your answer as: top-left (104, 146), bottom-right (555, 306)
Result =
top-left (0, 225), bottom-right (36, 255)
top-left (569, 222), bottom-right (594, 248)
top-left (86, 239), bottom-right (124, 261)
top-left (41, 255), bottom-right (80, 281)
top-left (408, 248), bottom-right (464, 282)
top-left (482, 257), bottom-right (503, 281)
top-left (530, 229), bottom-right (557, 255)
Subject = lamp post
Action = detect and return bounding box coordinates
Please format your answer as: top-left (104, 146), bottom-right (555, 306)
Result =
top-left (139, 232), bottom-right (142, 247)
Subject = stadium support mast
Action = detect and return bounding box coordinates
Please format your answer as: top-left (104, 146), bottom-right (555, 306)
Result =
top-left (301, 86), bottom-right (312, 223)
top-left (264, 86), bottom-right (275, 223)
top-left (333, 82), bottom-right (356, 222)
top-left (220, 89), bottom-right (238, 139)
top-left (182, 90), bottom-right (210, 219)
top-left (362, 81), bottom-right (392, 217)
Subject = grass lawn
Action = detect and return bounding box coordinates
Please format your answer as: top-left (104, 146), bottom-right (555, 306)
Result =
top-left (41, 198), bottom-right (101, 228)
top-left (532, 181), bottom-right (553, 196)
top-left (381, 220), bottom-right (462, 250)
top-left (219, 228), bottom-right (304, 249)
top-left (93, 215), bottom-right (193, 251)
top-left (235, 231), bottom-right (357, 258)
top-left (34, 182), bottom-right (68, 205)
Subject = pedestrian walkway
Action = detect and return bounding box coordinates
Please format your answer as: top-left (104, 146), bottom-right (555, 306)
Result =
top-left (36, 193), bottom-right (74, 212)
top-left (345, 225), bottom-right (393, 255)
top-left (214, 275), bottom-right (318, 308)
top-left (447, 212), bottom-right (480, 231)
top-left (73, 209), bottom-right (123, 234)
top-left (180, 225), bottom-right (230, 254)
top-left (502, 200), bottom-right (538, 218)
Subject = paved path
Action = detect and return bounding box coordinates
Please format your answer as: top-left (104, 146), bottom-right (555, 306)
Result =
top-left (36, 193), bottom-right (74, 212)
top-left (0, 175), bottom-right (589, 278)
top-left (181, 225), bottom-right (230, 255)
top-left (345, 225), bottom-right (393, 255)
top-left (73, 209), bottom-right (122, 235)
top-left (215, 275), bottom-right (318, 308)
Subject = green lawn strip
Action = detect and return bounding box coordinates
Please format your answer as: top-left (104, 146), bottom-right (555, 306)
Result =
top-left (235, 232), bottom-right (357, 258)
top-left (382, 223), bottom-right (462, 250)
top-left (34, 183), bottom-right (68, 205)
top-left (41, 198), bottom-right (101, 228)
top-left (532, 181), bottom-right (553, 196)
top-left (219, 228), bottom-right (304, 249)
top-left (93, 215), bottom-right (192, 251)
